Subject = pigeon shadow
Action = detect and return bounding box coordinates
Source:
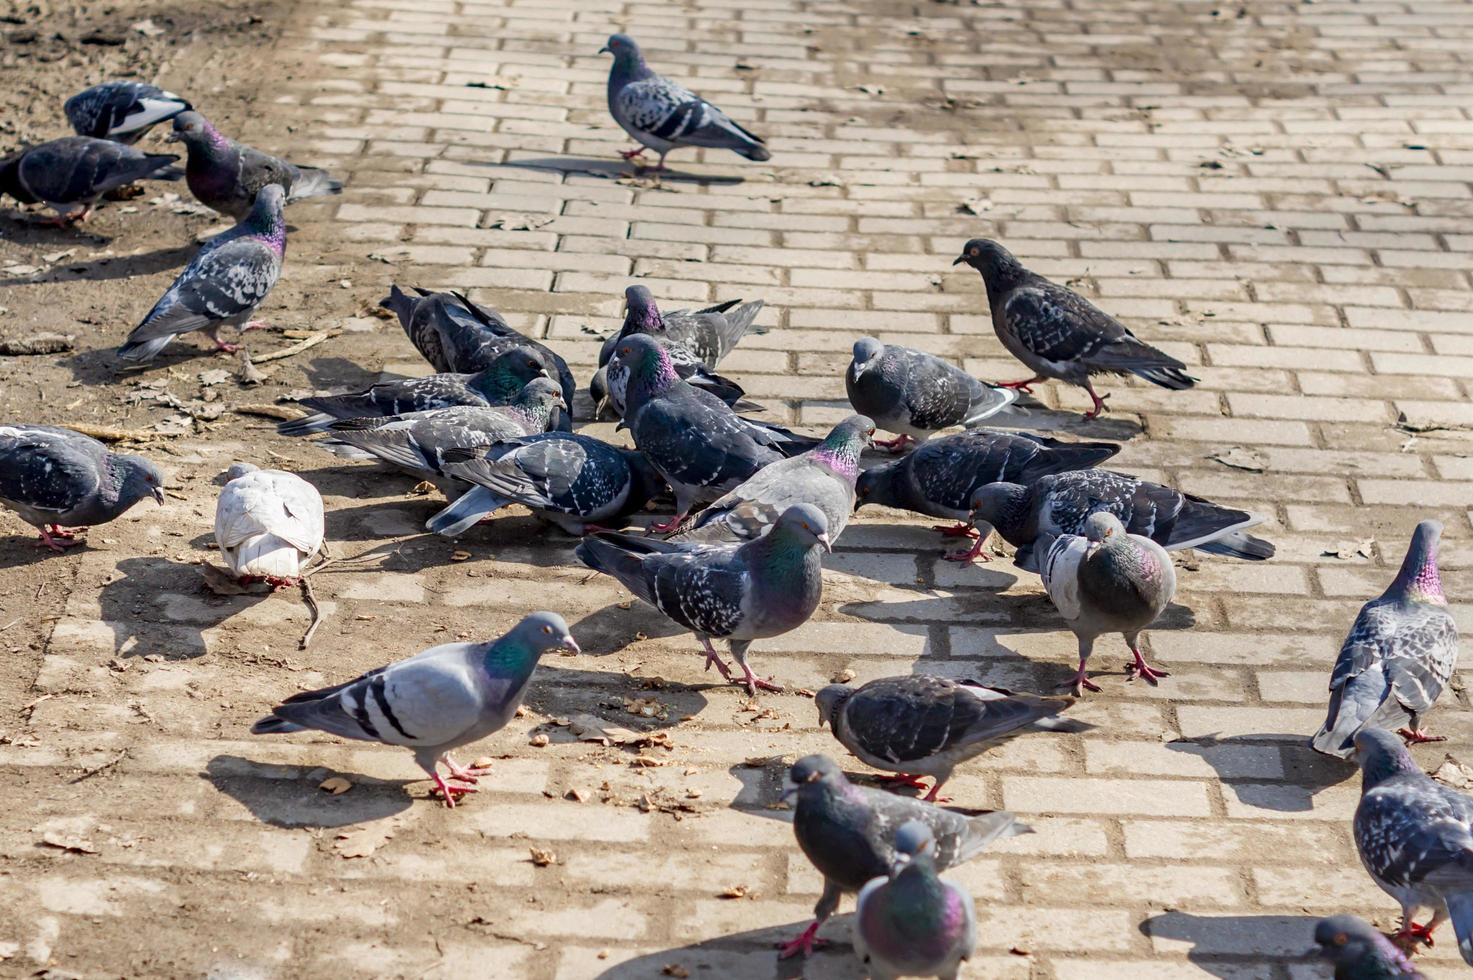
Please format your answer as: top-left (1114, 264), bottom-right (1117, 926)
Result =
top-left (488, 156), bottom-right (747, 187)
top-left (1166, 732), bottom-right (1355, 813)
top-left (570, 601), bottom-right (690, 657)
top-left (0, 212), bottom-right (114, 247)
top-left (989, 400), bottom-right (1144, 441)
top-left (0, 534), bottom-right (85, 570)
top-left (0, 243), bottom-right (194, 288)
top-left (205, 753), bottom-right (414, 828)
top-left (301, 354), bottom-right (378, 391)
top-left (522, 662), bottom-right (709, 728)
top-left (1139, 911), bottom-right (1321, 978)
top-left (98, 556), bottom-right (272, 658)
top-left (591, 923), bottom-right (860, 980)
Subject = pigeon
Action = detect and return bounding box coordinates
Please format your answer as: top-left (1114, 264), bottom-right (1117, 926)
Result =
top-left (428, 432), bottom-right (667, 536)
top-left (117, 183), bottom-right (286, 364)
top-left (576, 504), bottom-right (830, 694)
top-left (252, 611), bottom-right (579, 807)
top-left (317, 378), bottom-right (566, 488)
top-left (275, 348), bottom-right (549, 437)
top-left (1313, 914), bottom-right (1425, 979)
top-left (845, 337), bottom-right (1020, 452)
top-left (1352, 727), bottom-right (1473, 963)
top-left (1313, 521), bottom-right (1458, 759)
top-left (65, 81), bottom-right (191, 144)
top-left (968, 468), bottom-right (1274, 573)
top-left (600, 33), bottom-right (770, 171)
top-left (1040, 512), bottom-right (1176, 696)
top-left (214, 463), bottom-right (324, 587)
top-left (780, 754), bottom-right (1029, 959)
top-left (600, 337), bottom-right (751, 418)
top-left (381, 286), bottom-right (576, 430)
top-left (855, 429), bottom-right (1120, 562)
top-left (609, 334), bottom-right (815, 533)
top-left (169, 110), bottom-right (342, 222)
top-left (816, 675), bottom-right (1075, 802)
top-left (0, 425), bottom-right (165, 551)
top-left (854, 821), bottom-right (977, 980)
top-left (671, 415), bottom-right (873, 545)
top-left (0, 136), bottom-right (179, 224)
top-left (953, 238), bottom-right (1197, 420)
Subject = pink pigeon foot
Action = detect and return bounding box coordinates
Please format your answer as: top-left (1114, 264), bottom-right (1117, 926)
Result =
top-left (777, 921), bottom-right (829, 959)
top-left (920, 781), bottom-right (952, 804)
top-left (934, 523), bottom-right (978, 539)
top-left (646, 513), bottom-right (687, 535)
top-left (1125, 646), bottom-right (1170, 685)
top-left (430, 771), bottom-right (478, 808)
top-left (1394, 920), bottom-right (1436, 949)
top-left (443, 755), bottom-right (493, 783)
top-left (619, 147), bottom-right (648, 160)
top-left (1081, 384), bottom-right (1111, 421)
top-left (997, 377), bottom-right (1041, 393)
top-left (943, 534), bottom-right (992, 563)
top-left (35, 524), bottom-right (84, 552)
top-left (1397, 727), bottom-right (1447, 745)
top-left (1059, 663), bottom-right (1102, 697)
top-left (699, 638), bottom-right (736, 682)
top-left (736, 659), bottom-right (782, 695)
top-left (878, 773), bottom-right (930, 790)
top-left (874, 434), bottom-right (915, 453)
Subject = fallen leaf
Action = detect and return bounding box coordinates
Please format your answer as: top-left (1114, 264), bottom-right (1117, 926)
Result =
top-left (39, 832), bottom-right (97, 854)
top-left (662, 965), bottom-right (690, 978)
top-left (958, 196), bottom-right (993, 215)
top-left (485, 213), bottom-right (554, 231)
top-left (718, 884), bottom-right (750, 899)
top-left (410, 481), bottom-right (437, 495)
top-left (528, 847), bottom-right (557, 866)
top-left (318, 776), bottom-right (352, 795)
top-left (1322, 538), bottom-right (1375, 561)
top-left (130, 18), bottom-right (164, 35)
top-left (334, 819), bottom-right (396, 858)
top-left (831, 668), bottom-right (855, 684)
top-left (1433, 755), bottom-right (1473, 789)
top-left (451, 550), bottom-right (472, 561)
top-left (2, 264), bottom-right (39, 275)
top-left (1207, 447), bottom-right (1266, 472)
top-left (40, 248), bottom-right (76, 263)
top-left (472, 756), bottom-right (495, 769)
top-left (529, 733), bottom-right (550, 747)
top-left (559, 713), bottom-right (671, 748)
top-left (197, 369), bottom-right (231, 386)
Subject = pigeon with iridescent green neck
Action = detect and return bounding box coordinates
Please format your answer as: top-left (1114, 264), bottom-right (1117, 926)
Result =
top-left (1313, 521), bottom-right (1458, 758)
top-left (170, 111), bottom-right (341, 222)
top-left (671, 415), bottom-right (874, 545)
top-left (854, 821), bottom-right (977, 980)
top-left (1313, 914), bottom-right (1425, 979)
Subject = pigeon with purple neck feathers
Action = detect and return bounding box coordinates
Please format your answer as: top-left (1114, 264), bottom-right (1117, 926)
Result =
top-left (252, 611), bottom-right (579, 808)
top-left (600, 34), bottom-right (770, 171)
top-left (1313, 914), bottom-right (1425, 979)
top-left (1352, 727), bottom-right (1473, 963)
top-left (170, 110), bottom-right (341, 222)
top-left (968, 468), bottom-right (1274, 572)
top-left (1313, 521), bottom-right (1458, 759)
top-left (846, 337), bottom-right (1020, 453)
top-left (117, 183), bottom-right (285, 364)
top-left (854, 821), bottom-right (977, 980)
top-left (856, 429), bottom-right (1119, 563)
top-left (1040, 511), bottom-right (1176, 696)
top-left (276, 348), bottom-right (549, 437)
top-left (0, 136), bottom-right (179, 224)
top-left (953, 238), bottom-right (1196, 420)
top-left (65, 81), bottom-right (190, 143)
top-left (576, 504), bottom-right (830, 695)
top-left (0, 425), bottom-right (165, 552)
top-left (671, 415), bottom-right (874, 545)
top-left (780, 754), bottom-right (1029, 960)
top-left (816, 675), bottom-right (1076, 802)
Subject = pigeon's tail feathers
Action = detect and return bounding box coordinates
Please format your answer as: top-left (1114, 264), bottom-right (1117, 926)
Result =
top-left (251, 714), bottom-right (306, 736)
top-left (380, 284), bottom-right (416, 330)
top-left (712, 299), bottom-right (766, 356)
top-left (316, 439), bottom-right (378, 462)
top-left (427, 486), bottom-right (509, 536)
top-left (1134, 365), bottom-right (1198, 390)
top-left (574, 534), bottom-right (655, 607)
top-left (1447, 887), bottom-right (1473, 966)
top-left (749, 421), bottom-right (820, 457)
top-left (289, 167), bottom-right (343, 201)
top-left (962, 385), bottom-right (1020, 427)
top-left (115, 334), bottom-right (174, 364)
top-left (1194, 528), bottom-right (1276, 561)
top-left (958, 811), bottom-right (1033, 862)
top-left (1170, 505), bottom-right (1272, 559)
top-left (688, 370), bottom-right (748, 407)
top-left (276, 412), bottom-right (337, 437)
top-left (1030, 715), bottom-right (1093, 734)
top-left (223, 534), bottom-right (304, 581)
top-left (149, 160), bottom-right (185, 181)
top-left (1309, 692), bottom-right (1360, 760)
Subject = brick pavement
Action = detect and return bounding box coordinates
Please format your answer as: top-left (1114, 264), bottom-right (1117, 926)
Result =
top-left (7, 0), bottom-right (1473, 977)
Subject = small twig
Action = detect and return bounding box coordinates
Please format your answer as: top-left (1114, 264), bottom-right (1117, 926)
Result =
top-left (59, 423), bottom-right (173, 443)
top-left (252, 329), bottom-right (338, 365)
top-left (70, 749), bottom-right (127, 784)
top-left (301, 556), bottom-right (338, 579)
top-left (299, 575), bottom-right (324, 650)
top-left (233, 403), bottom-right (300, 422)
top-left (0, 619), bottom-right (20, 633)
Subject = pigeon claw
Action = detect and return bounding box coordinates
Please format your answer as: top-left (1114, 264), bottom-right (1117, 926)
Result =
top-left (1394, 920), bottom-right (1436, 949)
top-left (920, 783), bottom-right (952, 804)
top-left (873, 434), bottom-right (914, 453)
top-left (932, 523), bottom-right (979, 539)
top-left (878, 773), bottom-right (930, 790)
top-left (943, 534), bottom-right (993, 563)
top-left (35, 525), bottom-right (84, 552)
top-left (777, 921), bottom-right (829, 960)
top-left (646, 514), bottom-right (686, 535)
top-left (1059, 670), bottom-right (1102, 697)
top-left (1082, 390), bottom-right (1112, 421)
top-left (997, 377), bottom-right (1041, 393)
top-left (1397, 727), bottom-right (1448, 745)
top-left (431, 771), bottom-right (479, 808)
top-left (1125, 648), bottom-right (1170, 686)
top-left (619, 147), bottom-right (648, 160)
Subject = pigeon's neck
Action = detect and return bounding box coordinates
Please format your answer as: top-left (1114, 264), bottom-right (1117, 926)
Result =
top-left (186, 124), bottom-right (235, 164)
top-left (470, 367), bottom-right (528, 403)
top-left (975, 484), bottom-right (1029, 536)
top-left (855, 464), bottom-right (898, 510)
top-left (1360, 746), bottom-right (1421, 790)
top-left (978, 258), bottom-right (1031, 306)
top-left (244, 204), bottom-right (288, 256)
top-left (1363, 934), bottom-right (1422, 976)
top-left (1388, 531), bottom-right (1444, 606)
top-left (811, 431), bottom-right (863, 481)
top-left (509, 399), bottom-right (553, 431)
top-left (629, 349), bottom-right (680, 404)
top-left (612, 51), bottom-right (653, 83)
top-left (480, 639), bottom-right (541, 680)
top-left (100, 456), bottom-right (132, 508)
top-left (624, 303), bottom-right (664, 337)
top-left (747, 523), bottom-right (821, 578)
top-left (887, 859), bottom-right (958, 933)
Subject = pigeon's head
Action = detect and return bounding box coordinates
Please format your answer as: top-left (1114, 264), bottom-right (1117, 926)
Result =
top-left (1353, 727), bottom-right (1420, 786)
top-left (622, 285), bottom-right (663, 333)
top-left (782, 754), bottom-right (845, 803)
top-left (1084, 511), bottom-right (1126, 548)
top-left (849, 337), bottom-right (885, 377)
top-left (168, 111), bottom-right (218, 146)
top-left (600, 33), bottom-right (644, 67)
top-left (953, 238), bottom-right (1023, 283)
top-left (116, 454), bottom-right (167, 508)
top-left (474, 349), bottom-right (551, 402)
top-left (609, 334), bottom-right (677, 396)
top-left (774, 503), bottom-right (832, 553)
top-left (1313, 915), bottom-right (1409, 971)
top-left (513, 377), bottom-right (568, 418)
top-left (507, 611), bottom-right (581, 657)
top-left (853, 461), bottom-right (898, 512)
top-left (814, 415), bottom-right (874, 478)
top-left (968, 482), bottom-right (1028, 529)
top-left (814, 684), bottom-right (853, 729)
top-left (891, 819), bottom-right (937, 872)
top-left (222, 462), bottom-right (260, 485)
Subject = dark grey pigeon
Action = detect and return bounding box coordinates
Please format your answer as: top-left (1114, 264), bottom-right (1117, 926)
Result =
top-left (816, 675), bottom-right (1076, 802)
top-left (575, 504), bottom-right (830, 694)
top-left (170, 111), bottom-right (341, 222)
top-left (65, 81), bottom-right (190, 143)
top-left (856, 429), bottom-right (1119, 562)
top-left (252, 611), bottom-right (579, 808)
top-left (0, 425), bottom-right (164, 551)
top-left (0, 136), bottom-right (179, 224)
top-left (779, 754), bottom-right (1029, 959)
top-left (846, 337), bottom-right (1019, 452)
top-left (608, 334), bottom-right (815, 533)
top-left (1352, 727), bottom-right (1473, 964)
top-left (969, 467), bottom-right (1274, 572)
top-left (854, 821), bottom-right (977, 980)
top-left (276, 348), bottom-right (549, 437)
top-left (428, 432), bottom-right (667, 536)
top-left (381, 285), bottom-right (575, 430)
top-left (600, 34), bottom-right (770, 171)
top-left (1314, 914), bottom-right (1425, 979)
top-left (954, 238), bottom-right (1196, 420)
top-left (117, 184), bottom-right (285, 364)
top-left (1314, 521), bottom-right (1458, 759)
top-left (672, 415), bottom-right (873, 546)
top-left (599, 337), bottom-right (751, 418)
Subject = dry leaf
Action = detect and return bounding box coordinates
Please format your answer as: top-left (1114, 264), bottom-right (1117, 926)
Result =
top-left (334, 819), bottom-right (396, 858)
top-left (1433, 755), bottom-right (1473, 789)
top-left (831, 668), bottom-right (855, 684)
top-left (318, 776), bottom-right (352, 795)
top-left (197, 369), bottom-right (231, 386)
top-left (410, 481), bottom-right (437, 495)
top-left (1207, 447), bottom-right (1266, 472)
top-left (662, 966), bottom-right (690, 979)
top-left (958, 196), bottom-right (993, 215)
top-left (472, 756), bottom-right (495, 769)
top-left (39, 832), bottom-right (97, 854)
top-left (529, 733), bottom-right (550, 747)
top-left (560, 713), bottom-right (671, 748)
top-left (1322, 539), bottom-right (1375, 561)
top-left (718, 884), bottom-right (750, 899)
top-left (528, 847), bottom-right (557, 866)
top-left (451, 550), bottom-right (472, 561)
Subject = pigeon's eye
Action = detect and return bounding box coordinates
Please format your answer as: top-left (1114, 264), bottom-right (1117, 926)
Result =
top-left (542, 625), bottom-right (552, 635)
top-left (1333, 933), bottom-right (1347, 946)
top-left (969, 247), bottom-right (979, 257)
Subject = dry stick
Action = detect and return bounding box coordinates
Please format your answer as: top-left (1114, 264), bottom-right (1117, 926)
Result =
top-left (70, 749), bottom-right (128, 784)
top-left (60, 423), bottom-right (173, 443)
top-left (232, 404), bottom-right (301, 422)
top-left (251, 329), bottom-right (338, 365)
top-left (298, 575), bottom-right (323, 650)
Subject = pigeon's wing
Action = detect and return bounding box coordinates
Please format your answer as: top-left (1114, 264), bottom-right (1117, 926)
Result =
top-left (1040, 532), bottom-right (1089, 620)
top-left (216, 472), bottom-right (322, 554)
top-left (617, 75), bottom-right (767, 156)
top-left (125, 236), bottom-right (278, 342)
top-left (1001, 284), bottom-right (1124, 367)
top-left (631, 388), bottom-right (776, 492)
top-left (1358, 782), bottom-right (1473, 896)
top-left (447, 435), bottom-right (607, 513)
top-left (892, 348), bottom-right (981, 431)
top-left (1381, 608), bottom-right (1460, 717)
top-left (19, 138), bottom-right (177, 203)
top-left (327, 407), bottom-right (521, 473)
top-left (664, 302), bottom-right (764, 366)
top-left (0, 427), bottom-right (103, 514)
top-left (237, 144), bottom-right (300, 197)
top-left (302, 377), bottom-right (485, 421)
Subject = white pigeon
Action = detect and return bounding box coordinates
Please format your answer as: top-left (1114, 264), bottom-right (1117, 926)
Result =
top-left (214, 463), bottom-right (324, 586)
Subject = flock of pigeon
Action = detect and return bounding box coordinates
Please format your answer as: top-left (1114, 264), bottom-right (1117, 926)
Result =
top-left (0, 33), bottom-right (1467, 979)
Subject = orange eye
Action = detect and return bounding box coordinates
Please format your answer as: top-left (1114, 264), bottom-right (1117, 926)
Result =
top-left (542, 625), bottom-right (552, 634)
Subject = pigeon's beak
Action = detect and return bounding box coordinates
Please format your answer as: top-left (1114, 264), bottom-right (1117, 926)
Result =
top-left (151, 487), bottom-right (166, 505)
top-left (952, 254), bottom-right (967, 266)
top-left (598, 45), bottom-right (610, 54)
top-left (615, 419), bottom-right (628, 433)
top-left (817, 532), bottom-right (832, 553)
top-left (889, 854), bottom-right (912, 875)
top-left (561, 635), bottom-right (582, 654)
top-left (165, 131), bottom-right (182, 143)
top-left (780, 784), bottom-right (798, 806)
top-left (816, 713), bottom-right (828, 730)
top-left (596, 397), bottom-right (611, 417)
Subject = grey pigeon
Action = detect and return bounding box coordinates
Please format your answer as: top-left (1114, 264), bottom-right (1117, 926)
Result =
top-left (0, 425), bottom-right (164, 551)
top-left (856, 429), bottom-right (1119, 562)
top-left (854, 821), bottom-right (977, 980)
top-left (609, 334), bottom-right (815, 533)
top-left (816, 675), bottom-right (1075, 802)
top-left (969, 468), bottom-right (1274, 573)
top-left (1313, 521), bottom-right (1458, 759)
top-left (428, 432), bottom-right (667, 536)
top-left (1314, 914), bottom-right (1425, 979)
top-left (954, 238), bottom-right (1196, 419)
top-left (672, 415), bottom-right (873, 545)
top-left (0, 136), bottom-right (178, 224)
top-left (1040, 512), bottom-right (1175, 696)
top-left (169, 110), bottom-right (342, 222)
top-left (846, 337), bottom-right (1019, 452)
top-left (1352, 727), bottom-right (1473, 963)
top-left (275, 348), bottom-right (549, 437)
top-left (575, 504), bottom-right (830, 694)
top-left (780, 754), bottom-right (1029, 959)
top-left (600, 34), bottom-right (770, 171)
top-left (382, 285), bottom-right (575, 430)
top-left (252, 611), bottom-right (579, 807)
top-left (117, 183), bottom-right (285, 364)
top-left (215, 463), bottom-right (324, 586)
top-left (65, 81), bottom-right (190, 143)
